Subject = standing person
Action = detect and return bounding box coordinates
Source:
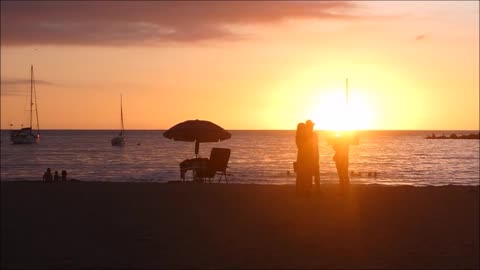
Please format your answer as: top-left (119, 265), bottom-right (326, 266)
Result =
top-left (305, 120), bottom-right (320, 190)
top-left (42, 168), bottom-right (53, 182)
top-left (332, 139), bottom-right (350, 187)
top-left (328, 132), bottom-right (358, 190)
top-left (295, 122), bottom-right (310, 196)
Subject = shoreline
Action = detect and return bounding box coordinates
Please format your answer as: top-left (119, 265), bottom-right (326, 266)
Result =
top-left (2, 182), bottom-right (479, 269)
top-left (2, 179), bottom-right (479, 187)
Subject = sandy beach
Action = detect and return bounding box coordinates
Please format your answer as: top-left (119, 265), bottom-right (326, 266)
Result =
top-left (1, 182), bottom-right (478, 269)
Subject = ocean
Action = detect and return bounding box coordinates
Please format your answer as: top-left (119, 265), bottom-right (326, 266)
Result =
top-left (1, 130), bottom-right (479, 186)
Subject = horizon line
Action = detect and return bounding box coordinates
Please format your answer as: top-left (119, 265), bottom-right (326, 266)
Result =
top-left (2, 128), bottom-right (479, 132)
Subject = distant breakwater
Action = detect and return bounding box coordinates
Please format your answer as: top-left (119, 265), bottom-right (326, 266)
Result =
top-left (426, 133), bottom-right (480, 139)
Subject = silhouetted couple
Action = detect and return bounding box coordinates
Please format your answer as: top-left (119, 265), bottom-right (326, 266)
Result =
top-left (295, 120), bottom-right (320, 196)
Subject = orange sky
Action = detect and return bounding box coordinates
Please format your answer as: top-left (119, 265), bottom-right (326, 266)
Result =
top-left (1, 1), bottom-right (478, 130)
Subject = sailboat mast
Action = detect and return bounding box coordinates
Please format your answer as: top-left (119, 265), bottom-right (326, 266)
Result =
top-left (346, 78), bottom-right (349, 106)
top-left (33, 66), bottom-right (40, 133)
top-left (120, 94), bottom-right (124, 132)
top-left (30, 65), bottom-right (33, 128)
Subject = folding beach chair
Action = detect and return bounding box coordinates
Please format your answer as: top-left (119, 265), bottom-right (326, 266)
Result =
top-left (196, 148), bottom-right (231, 183)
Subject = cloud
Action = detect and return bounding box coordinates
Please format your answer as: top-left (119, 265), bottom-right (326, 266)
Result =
top-left (1, 79), bottom-right (56, 96)
top-left (2, 79), bottom-right (55, 86)
top-left (1, 1), bottom-right (361, 46)
top-left (415, 33), bottom-right (427, 41)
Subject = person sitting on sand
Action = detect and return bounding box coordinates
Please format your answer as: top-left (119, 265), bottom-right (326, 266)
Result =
top-left (53, 171), bottom-right (60, 182)
top-left (61, 170), bottom-right (67, 181)
top-left (42, 168), bottom-right (53, 182)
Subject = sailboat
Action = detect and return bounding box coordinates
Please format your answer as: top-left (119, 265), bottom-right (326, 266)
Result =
top-left (11, 65), bottom-right (40, 144)
top-left (111, 94), bottom-right (126, 146)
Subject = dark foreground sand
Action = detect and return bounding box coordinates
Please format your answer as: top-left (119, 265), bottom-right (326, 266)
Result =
top-left (1, 182), bottom-right (479, 269)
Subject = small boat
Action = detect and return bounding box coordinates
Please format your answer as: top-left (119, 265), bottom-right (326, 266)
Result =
top-left (111, 94), bottom-right (126, 146)
top-left (11, 65), bottom-right (40, 144)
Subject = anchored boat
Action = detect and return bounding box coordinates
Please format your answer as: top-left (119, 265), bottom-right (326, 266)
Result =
top-left (11, 65), bottom-right (40, 145)
top-left (111, 94), bottom-right (126, 146)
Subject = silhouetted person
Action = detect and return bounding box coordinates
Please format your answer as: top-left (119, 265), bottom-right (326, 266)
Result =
top-left (61, 170), bottom-right (67, 181)
top-left (42, 168), bottom-right (53, 182)
top-left (53, 171), bottom-right (60, 182)
top-left (295, 122), bottom-right (311, 196)
top-left (333, 138), bottom-right (350, 188)
top-left (327, 132), bottom-right (358, 190)
top-left (305, 120), bottom-right (320, 189)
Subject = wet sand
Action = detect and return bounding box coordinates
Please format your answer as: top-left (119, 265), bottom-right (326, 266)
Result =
top-left (1, 182), bottom-right (478, 269)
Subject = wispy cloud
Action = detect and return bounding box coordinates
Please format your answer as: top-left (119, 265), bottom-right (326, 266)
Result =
top-left (2, 79), bottom-right (56, 86)
top-left (415, 33), bottom-right (428, 41)
top-left (1, 1), bottom-right (361, 46)
top-left (1, 79), bottom-right (56, 96)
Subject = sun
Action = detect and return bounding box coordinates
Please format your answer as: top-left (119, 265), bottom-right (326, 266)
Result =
top-left (306, 89), bottom-right (375, 131)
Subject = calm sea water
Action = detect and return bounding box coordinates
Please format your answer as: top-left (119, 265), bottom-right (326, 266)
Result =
top-left (1, 130), bottom-right (479, 186)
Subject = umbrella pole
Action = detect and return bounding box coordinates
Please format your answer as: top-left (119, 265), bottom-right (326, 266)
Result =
top-left (195, 140), bottom-right (200, 157)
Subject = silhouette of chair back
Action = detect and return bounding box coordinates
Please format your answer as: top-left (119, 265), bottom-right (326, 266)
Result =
top-left (197, 148), bottom-right (231, 183)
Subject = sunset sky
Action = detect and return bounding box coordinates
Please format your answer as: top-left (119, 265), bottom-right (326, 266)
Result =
top-left (1, 1), bottom-right (478, 130)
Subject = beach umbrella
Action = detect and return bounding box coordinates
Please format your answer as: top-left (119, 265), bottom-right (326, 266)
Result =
top-left (163, 119), bottom-right (231, 156)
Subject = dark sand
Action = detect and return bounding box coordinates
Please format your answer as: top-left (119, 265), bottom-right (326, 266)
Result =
top-left (1, 182), bottom-right (478, 269)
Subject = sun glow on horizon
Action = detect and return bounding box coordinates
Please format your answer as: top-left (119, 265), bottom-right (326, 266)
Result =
top-left (0, 1), bottom-right (478, 130)
top-left (307, 89), bottom-right (375, 131)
